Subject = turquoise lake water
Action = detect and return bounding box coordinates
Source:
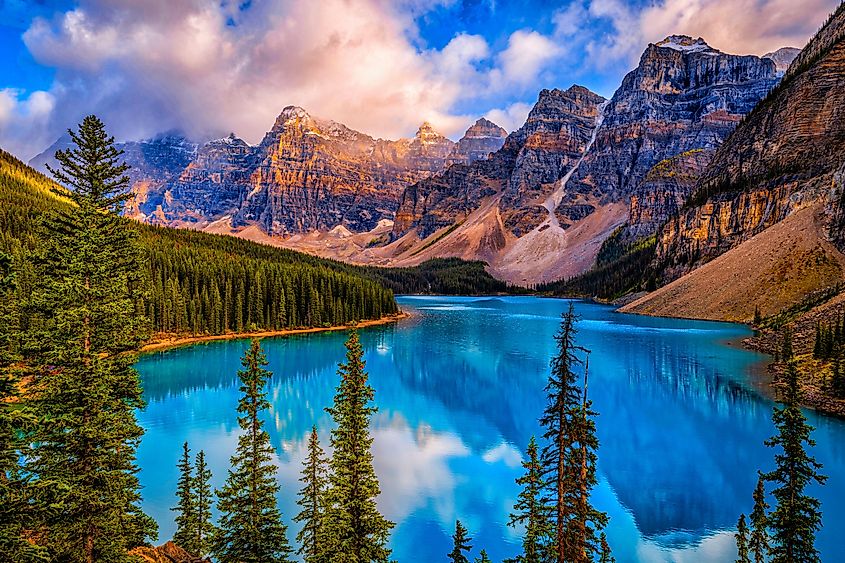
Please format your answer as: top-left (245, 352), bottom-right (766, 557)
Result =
top-left (135, 295), bottom-right (845, 562)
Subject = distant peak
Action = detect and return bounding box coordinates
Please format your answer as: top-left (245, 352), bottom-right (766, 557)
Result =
top-left (763, 46), bottom-right (800, 73)
top-left (417, 121), bottom-right (437, 133)
top-left (655, 35), bottom-right (716, 53)
top-left (415, 121), bottom-right (445, 140)
top-left (279, 105), bottom-right (311, 121)
top-left (462, 118), bottom-right (507, 139)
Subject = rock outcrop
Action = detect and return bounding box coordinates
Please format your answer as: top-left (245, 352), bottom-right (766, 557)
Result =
top-left (129, 541), bottom-right (209, 563)
top-left (627, 148), bottom-right (714, 240)
top-left (763, 46), bottom-right (801, 74)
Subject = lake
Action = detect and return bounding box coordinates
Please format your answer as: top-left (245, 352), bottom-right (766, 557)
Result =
top-left (135, 295), bottom-right (845, 562)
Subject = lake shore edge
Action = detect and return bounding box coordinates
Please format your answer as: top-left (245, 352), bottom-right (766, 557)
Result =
top-left (140, 311), bottom-right (411, 354)
top-left (605, 298), bottom-right (845, 418)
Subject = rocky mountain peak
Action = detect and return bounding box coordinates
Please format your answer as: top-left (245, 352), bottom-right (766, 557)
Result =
top-left (269, 105), bottom-right (315, 134)
top-left (446, 117), bottom-right (507, 166)
top-left (654, 35), bottom-right (717, 54)
top-left (763, 46), bottom-right (801, 74)
top-left (414, 121), bottom-right (448, 144)
top-left (464, 118), bottom-right (507, 139)
top-left (208, 132), bottom-right (249, 147)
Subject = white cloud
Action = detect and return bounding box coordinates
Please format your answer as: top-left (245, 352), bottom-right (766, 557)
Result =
top-left (495, 29), bottom-right (563, 88)
top-left (639, 0), bottom-right (837, 55)
top-left (9, 0), bottom-right (499, 156)
top-left (2, 0), bottom-right (839, 160)
top-left (0, 89), bottom-right (56, 159)
top-left (484, 101), bottom-right (532, 133)
top-left (579, 0), bottom-right (838, 70)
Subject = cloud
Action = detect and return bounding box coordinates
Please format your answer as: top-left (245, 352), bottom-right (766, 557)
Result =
top-left (2, 0), bottom-right (840, 160)
top-left (8, 0), bottom-right (497, 156)
top-left (484, 101), bottom-right (532, 133)
top-left (639, 0), bottom-right (838, 55)
top-left (579, 0), bottom-right (838, 70)
top-left (0, 88), bottom-right (56, 159)
top-left (494, 29), bottom-right (563, 88)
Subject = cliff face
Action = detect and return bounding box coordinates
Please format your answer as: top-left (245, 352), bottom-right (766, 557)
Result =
top-left (235, 107), bottom-right (408, 234)
top-left (569, 35), bottom-right (778, 229)
top-left (627, 148), bottom-right (714, 240)
top-left (387, 36), bottom-right (781, 284)
top-left (656, 4), bottom-right (845, 278)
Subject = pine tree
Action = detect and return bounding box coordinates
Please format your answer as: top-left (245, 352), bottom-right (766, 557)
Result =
top-left (598, 533), bottom-right (614, 563)
top-left (172, 442), bottom-right (197, 550)
top-left (539, 304), bottom-right (608, 563)
top-left (753, 306), bottom-right (761, 326)
top-left (295, 427), bottom-right (328, 563)
top-left (749, 475), bottom-right (769, 563)
top-left (193, 450), bottom-right (215, 558)
top-left (763, 362), bottom-right (826, 563)
top-left (475, 549), bottom-right (492, 563)
top-left (570, 354), bottom-right (608, 560)
top-left (780, 329), bottom-right (793, 362)
top-left (448, 520), bottom-right (472, 563)
top-left (735, 514), bottom-right (750, 563)
top-left (27, 115), bottom-right (155, 562)
top-left (213, 339), bottom-right (292, 563)
top-left (508, 436), bottom-right (553, 562)
top-left (320, 331), bottom-right (394, 562)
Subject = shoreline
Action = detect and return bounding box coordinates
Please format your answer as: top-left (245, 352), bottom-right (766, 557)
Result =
top-left (140, 311), bottom-right (411, 354)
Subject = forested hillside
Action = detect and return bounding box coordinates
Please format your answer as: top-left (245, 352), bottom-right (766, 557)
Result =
top-left (0, 148), bottom-right (398, 336)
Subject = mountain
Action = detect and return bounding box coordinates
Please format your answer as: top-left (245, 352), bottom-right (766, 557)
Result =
top-left (623, 3), bottom-right (845, 321)
top-left (385, 36), bottom-right (782, 284)
top-left (31, 109), bottom-right (505, 236)
top-left (446, 118), bottom-right (507, 166)
top-left (763, 46), bottom-right (801, 74)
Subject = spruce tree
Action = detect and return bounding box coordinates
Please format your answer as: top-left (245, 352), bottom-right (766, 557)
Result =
top-left (295, 426), bottom-right (328, 563)
top-left (475, 549), bottom-right (492, 563)
top-left (763, 362), bottom-right (826, 563)
top-left (193, 450), bottom-right (215, 557)
top-left (598, 533), bottom-right (614, 563)
top-left (213, 339), bottom-right (292, 563)
top-left (448, 520), bottom-right (472, 563)
top-left (735, 515), bottom-right (750, 563)
top-left (508, 436), bottom-right (553, 562)
top-left (749, 475), bottom-right (769, 563)
top-left (172, 442), bottom-right (196, 550)
top-left (320, 331), bottom-right (394, 562)
top-left (539, 304), bottom-right (608, 563)
top-left (27, 115), bottom-right (155, 562)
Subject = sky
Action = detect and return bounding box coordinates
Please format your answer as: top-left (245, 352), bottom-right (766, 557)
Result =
top-left (0, 0), bottom-right (839, 160)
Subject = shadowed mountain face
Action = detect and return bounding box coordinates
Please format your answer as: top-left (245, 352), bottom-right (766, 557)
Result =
top-left (568, 36), bottom-right (780, 235)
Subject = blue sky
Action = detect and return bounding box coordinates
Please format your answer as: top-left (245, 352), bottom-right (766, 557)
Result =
top-left (0, 0), bottom-right (838, 159)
